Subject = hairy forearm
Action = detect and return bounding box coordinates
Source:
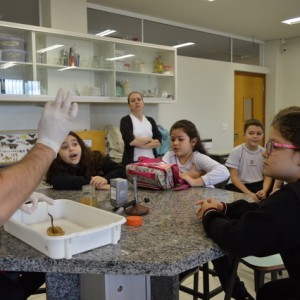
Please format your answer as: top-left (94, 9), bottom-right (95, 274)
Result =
top-left (0, 143), bottom-right (55, 224)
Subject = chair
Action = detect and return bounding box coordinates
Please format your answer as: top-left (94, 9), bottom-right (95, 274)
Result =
top-left (32, 286), bottom-right (46, 294)
top-left (179, 262), bottom-right (224, 300)
top-left (240, 254), bottom-right (285, 292)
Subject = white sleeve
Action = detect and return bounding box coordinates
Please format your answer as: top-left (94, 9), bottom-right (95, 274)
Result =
top-left (225, 145), bottom-right (242, 169)
top-left (194, 153), bottom-right (230, 187)
top-left (162, 151), bottom-right (176, 164)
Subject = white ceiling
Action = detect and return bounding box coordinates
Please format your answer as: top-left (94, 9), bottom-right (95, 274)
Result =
top-left (87, 0), bottom-right (300, 42)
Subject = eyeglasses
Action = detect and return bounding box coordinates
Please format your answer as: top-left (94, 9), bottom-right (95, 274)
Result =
top-left (265, 141), bottom-right (299, 155)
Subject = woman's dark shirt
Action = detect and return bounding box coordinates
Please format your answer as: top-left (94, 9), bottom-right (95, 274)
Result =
top-left (120, 114), bottom-right (161, 166)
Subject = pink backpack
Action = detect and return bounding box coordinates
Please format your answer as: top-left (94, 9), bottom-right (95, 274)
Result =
top-left (126, 157), bottom-right (189, 190)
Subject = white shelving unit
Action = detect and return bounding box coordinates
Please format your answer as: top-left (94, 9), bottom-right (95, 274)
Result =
top-left (0, 21), bottom-right (177, 103)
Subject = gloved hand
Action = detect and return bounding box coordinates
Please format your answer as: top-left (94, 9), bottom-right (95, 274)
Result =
top-left (36, 88), bottom-right (78, 154)
top-left (19, 192), bottom-right (54, 214)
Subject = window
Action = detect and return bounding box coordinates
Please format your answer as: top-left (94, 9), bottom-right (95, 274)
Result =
top-left (87, 8), bottom-right (263, 65)
top-left (88, 9), bottom-right (142, 42)
top-left (144, 21), bottom-right (231, 62)
top-left (0, 0), bottom-right (39, 26)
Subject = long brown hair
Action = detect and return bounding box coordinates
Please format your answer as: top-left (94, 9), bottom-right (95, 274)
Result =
top-left (170, 120), bottom-right (207, 154)
top-left (45, 131), bottom-right (105, 182)
top-left (271, 106), bottom-right (300, 149)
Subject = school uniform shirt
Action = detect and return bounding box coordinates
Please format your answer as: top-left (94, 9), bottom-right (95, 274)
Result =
top-left (120, 114), bottom-right (161, 166)
top-left (225, 144), bottom-right (265, 184)
top-left (162, 150), bottom-right (230, 188)
top-left (202, 180), bottom-right (300, 287)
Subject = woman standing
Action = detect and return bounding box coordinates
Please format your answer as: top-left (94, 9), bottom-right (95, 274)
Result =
top-left (120, 91), bottom-right (161, 166)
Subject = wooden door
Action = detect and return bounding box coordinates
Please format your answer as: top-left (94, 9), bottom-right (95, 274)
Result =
top-left (234, 71), bottom-right (266, 147)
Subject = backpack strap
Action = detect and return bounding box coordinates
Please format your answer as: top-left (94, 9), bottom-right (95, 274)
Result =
top-left (172, 164), bottom-right (190, 190)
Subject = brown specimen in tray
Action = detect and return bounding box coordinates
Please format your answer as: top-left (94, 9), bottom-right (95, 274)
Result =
top-left (47, 213), bottom-right (65, 236)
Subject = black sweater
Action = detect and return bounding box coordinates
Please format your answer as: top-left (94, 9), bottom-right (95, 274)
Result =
top-left (49, 156), bottom-right (126, 190)
top-left (203, 180), bottom-right (300, 283)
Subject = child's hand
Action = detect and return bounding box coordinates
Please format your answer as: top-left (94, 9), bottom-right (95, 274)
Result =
top-left (195, 198), bottom-right (221, 220)
top-left (246, 191), bottom-right (260, 202)
top-left (256, 189), bottom-right (266, 200)
top-left (185, 163), bottom-right (206, 179)
top-left (98, 184), bottom-right (110, 190)
top-left (186, 163), bottom-right (199, 179)
top-left (179, 172), bottom-right (205, 187)
top-left (90, 176), bottom-right (108, 189)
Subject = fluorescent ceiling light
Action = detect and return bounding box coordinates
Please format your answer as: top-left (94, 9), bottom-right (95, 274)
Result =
top-left (0, 62), bottom-right (17, 69)
top-left (57, 66), bottom-right (77, 71)
top-left (173, 42), bottom-right (195, 48)
top-left (282, 16), bottom-right (300, 25)
top-left (106, 54), bottom-right (135, 61)
top-left (96, 29), bottom-right (116, 37)
top-left (37, 44), bottom-right (64, 53)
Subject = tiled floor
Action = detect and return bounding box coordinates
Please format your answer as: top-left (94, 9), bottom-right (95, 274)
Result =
top-left (28, 263), bottom-right (288, 299)
top-left (28, 294), bottom-right (46, 300)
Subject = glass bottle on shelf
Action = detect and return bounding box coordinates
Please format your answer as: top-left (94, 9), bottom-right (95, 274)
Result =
top-left (62, 50), bottom-right (68, 66)
top-left (140, 60), bottom-right (146, 72)
top-left (69, 47), bottom-right (76, 66)
top-left (154, 56), bottom-right (164, 73)
top-left (116, 81), bottom-right (123, 97)
top-left (122, 80), bottom-right (131, 97)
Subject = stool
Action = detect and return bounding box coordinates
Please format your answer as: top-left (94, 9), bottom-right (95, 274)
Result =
top-left (32, 286), bottom-right (46, 295)
top-left (179, 262), bottom-right (223, 300)
top-left (241, 254), bottom-right (285, 292)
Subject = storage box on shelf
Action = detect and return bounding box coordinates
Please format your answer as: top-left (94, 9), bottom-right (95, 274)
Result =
top-left (0, 21), bottom-right (177, 103)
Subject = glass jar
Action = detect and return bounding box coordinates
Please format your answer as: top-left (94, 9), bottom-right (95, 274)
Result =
top-left (154, 56), bottom-right (164, 73)
top-left (80, 185), bottom-right (97, 207)
top-left (122, 80), bottom-right (131, 97)
top-left (116, 81), bottom-right (123, 97)
top-left (163, 65), bottom-right (172, 75)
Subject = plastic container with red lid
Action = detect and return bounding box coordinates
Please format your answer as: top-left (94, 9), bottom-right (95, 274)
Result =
top-left (126, 216), bottom-right (143, 227)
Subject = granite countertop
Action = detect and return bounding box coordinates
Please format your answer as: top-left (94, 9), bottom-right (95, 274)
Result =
top-left (0, 186), bottom-right (249, 277)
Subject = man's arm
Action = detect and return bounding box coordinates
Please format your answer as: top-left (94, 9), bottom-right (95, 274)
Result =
top-left (0, 144), bottom-right (55, 224)
top-left (0, 88), bottom-right (78, 224)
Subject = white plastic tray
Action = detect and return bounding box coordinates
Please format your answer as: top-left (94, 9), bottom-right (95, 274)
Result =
top-left (4, 199), bottom-right (126, 259)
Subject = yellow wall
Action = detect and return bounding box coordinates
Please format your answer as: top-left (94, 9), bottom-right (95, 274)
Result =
top-left (75, 130), bottom-right (106, 153)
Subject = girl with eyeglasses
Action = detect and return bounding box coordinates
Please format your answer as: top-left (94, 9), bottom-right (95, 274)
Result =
top-left (196, 106), bottom-right (300, 300)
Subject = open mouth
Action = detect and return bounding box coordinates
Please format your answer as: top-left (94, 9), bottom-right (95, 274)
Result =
top-left (70, 153), bottom-right (78, 159)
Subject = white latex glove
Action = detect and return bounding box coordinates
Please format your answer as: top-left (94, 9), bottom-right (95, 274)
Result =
top-left (19, 192), bottom-right (54, 214)
top-left (36, 88), bottom-right (78, 154)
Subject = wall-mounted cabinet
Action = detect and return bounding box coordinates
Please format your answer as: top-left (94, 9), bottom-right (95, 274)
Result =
top-left (0, 21), bottom-right (177, 103)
